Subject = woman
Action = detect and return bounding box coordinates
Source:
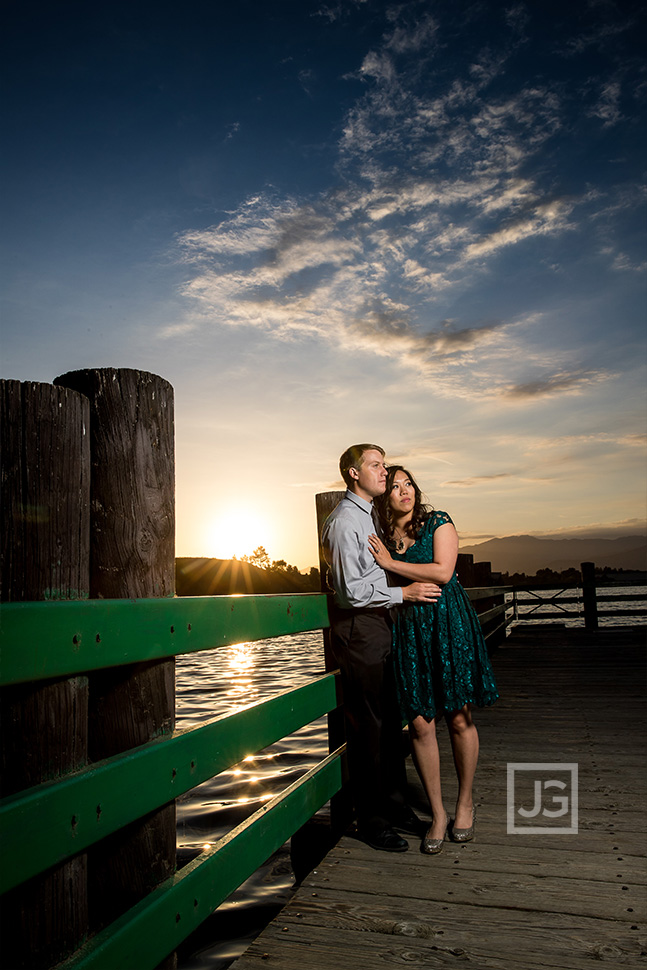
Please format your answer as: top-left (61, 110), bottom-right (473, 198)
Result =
top-left (370, 466), bottom-right (498, 854)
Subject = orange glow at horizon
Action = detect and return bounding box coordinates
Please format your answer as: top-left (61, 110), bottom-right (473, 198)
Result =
top-left (203, 512), bottom-right (276, 561)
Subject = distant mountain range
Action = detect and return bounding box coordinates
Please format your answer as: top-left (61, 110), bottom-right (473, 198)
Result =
top-left (176, 536), bottom-right (646, 594)
top-left (458, 535), bottom-right (647, 575)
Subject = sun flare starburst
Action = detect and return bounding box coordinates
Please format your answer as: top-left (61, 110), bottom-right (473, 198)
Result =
top-left (205, 513), bottom-right (273, 560)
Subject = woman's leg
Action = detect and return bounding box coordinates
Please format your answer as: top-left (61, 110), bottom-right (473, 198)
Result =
top-left (409, 714), bottom-right (446, 838)
top-left (446, 704), bottom-right (479, 828)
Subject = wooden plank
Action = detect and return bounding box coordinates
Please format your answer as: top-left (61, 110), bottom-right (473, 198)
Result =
top-left (230, 626), bottom-right (646, 970)
top-left (297, 840), bottom-right (642, 921)
top-left (330, 835), bottom-right (647, 885)
top-left (234, 896), bottom-right (644, 969)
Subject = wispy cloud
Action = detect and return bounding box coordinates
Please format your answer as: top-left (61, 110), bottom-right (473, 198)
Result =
top-left (169, 1), bottom-right (639, 404)
top-left (560, 13), bottom-right (634, 55)
top-left (501, 369), bottom-right (610, 400)
top-left (589, 80), bottom-right (623, 127)
top-left (442, 472), bottom-right (518, 488)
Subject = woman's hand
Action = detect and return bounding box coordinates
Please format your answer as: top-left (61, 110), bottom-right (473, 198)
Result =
top-left (368, 533), bottom-right (393, 569)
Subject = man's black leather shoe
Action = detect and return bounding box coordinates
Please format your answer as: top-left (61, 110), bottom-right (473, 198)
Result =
top-left (391, 807), bottom-right (426, 837)
top-left (359, 825), bottom-right (409, 852)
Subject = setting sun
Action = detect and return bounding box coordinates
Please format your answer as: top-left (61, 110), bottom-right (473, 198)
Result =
top-left (204, 513), bottom-right (275, 561)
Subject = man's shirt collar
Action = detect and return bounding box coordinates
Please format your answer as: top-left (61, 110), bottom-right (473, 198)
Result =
top-left (345, 488), bottom-right (373, 514)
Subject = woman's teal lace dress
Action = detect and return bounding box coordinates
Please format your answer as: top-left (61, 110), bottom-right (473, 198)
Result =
top-left (391, 511), bottom-right (499, 721)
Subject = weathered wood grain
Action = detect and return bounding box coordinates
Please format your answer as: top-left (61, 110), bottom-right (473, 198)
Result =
top-left (54, 369), bottom-right (177, 967)
top-left (0, 379), bottom-right (90, 969)
top-left (235, 907), bottom-right (644, 969)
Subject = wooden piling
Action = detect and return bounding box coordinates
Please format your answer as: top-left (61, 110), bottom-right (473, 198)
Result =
top-left (54, 368), bottom-right (177, 965)
top-left (0, 379), bottom-right (90, 969)
top-left (456, 552), bottom-right (475, 587)
top-left (473, 560), bottom-right (492, 587)
top-left (581, 561), bottom-right (599, 630)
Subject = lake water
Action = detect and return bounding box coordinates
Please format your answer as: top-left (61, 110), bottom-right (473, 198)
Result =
top-left (174, 589), bottom-right (646, 968)
top-left (175, 631), bottom-right (328, 969)
top-left (508, 585), bottom-right (647, 626)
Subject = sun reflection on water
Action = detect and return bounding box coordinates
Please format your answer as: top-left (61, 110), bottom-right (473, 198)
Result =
top-left (228, 642), bottom-right (254, 674)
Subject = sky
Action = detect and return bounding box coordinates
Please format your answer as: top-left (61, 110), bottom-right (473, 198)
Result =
top-left (2, 0), bottom-right (646, 569)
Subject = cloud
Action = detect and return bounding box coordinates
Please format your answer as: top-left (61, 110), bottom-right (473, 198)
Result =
top-left (171, 179), bottom-right (609, 399)
top-left (384, 12), bottom-right (439, 55)
top-left (463, 199), bottom-right (575, 261)
top-left (501, 369), bottom-right (609, 400)
top-left (169, 2), bottom-right (635, 404)
top-left (313, 1), bottom-right (367, 24)
top-left (525, 431), bottom-right (647, 454)
top-left (224, 122), bottom-right (240, 142)
top-left (442, 472), bottom-right (517, 488)
top-left (589, 80), bottom-right (622, 127)
top-left (359, 50), bottom-right (397, 84)
top-left (560, 13), bottom-right (633, 55)
top-left (612, 251), bottom-right (647, 273)
top-left (538, 519), bottom-right (647, 540)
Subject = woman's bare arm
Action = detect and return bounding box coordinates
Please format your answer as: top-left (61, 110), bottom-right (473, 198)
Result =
top-left (368, 522), bottom-right (458, 585)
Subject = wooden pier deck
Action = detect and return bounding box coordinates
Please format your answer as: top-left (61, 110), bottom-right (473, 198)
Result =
top-left (232, 625), bottom-right (646, 969)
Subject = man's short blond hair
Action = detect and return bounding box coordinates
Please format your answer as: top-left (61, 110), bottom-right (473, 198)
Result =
top-left (339, 443), bottom-right (385, 488)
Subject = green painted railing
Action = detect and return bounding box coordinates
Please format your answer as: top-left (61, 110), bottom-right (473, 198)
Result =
top-left (58, 750), bottom-right (342, 970)
top-left (0, 593), bottom-right (330, 686)
top-left (0, 593), bottom-right (339, 970)
top-left (0, 586), bottom-right (509, 969)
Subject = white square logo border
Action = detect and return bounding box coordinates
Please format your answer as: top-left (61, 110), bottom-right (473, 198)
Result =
top-left (507, 762), bottom-right (578, 835)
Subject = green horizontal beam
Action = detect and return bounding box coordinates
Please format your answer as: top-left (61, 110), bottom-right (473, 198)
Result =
top-left (58, 748), bottom-right (344, 970)
top-left (0, 671), bottom-right (339, 894)
top-left (0, 593), bottom-right (330, 686)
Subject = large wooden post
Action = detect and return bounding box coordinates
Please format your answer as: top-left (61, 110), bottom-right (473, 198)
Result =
top-left (0, 380), bottom-right (90, 969)
top-left (456, 553), bottom-right (474, 587)
top-left (581, 561), bottom-right (599, 631)
top-left (54, 368), bottom-right (176, 961)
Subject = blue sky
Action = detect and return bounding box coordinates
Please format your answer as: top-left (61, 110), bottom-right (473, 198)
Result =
top-left (2, 0), bottom-right (645, 568)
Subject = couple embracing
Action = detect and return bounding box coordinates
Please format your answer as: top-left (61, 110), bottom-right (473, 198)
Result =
top-left (322, 443), bottom-right (498, 855)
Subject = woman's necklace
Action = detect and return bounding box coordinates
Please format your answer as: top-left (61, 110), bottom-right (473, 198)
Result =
top-left (394, 527), bottom-right (407, 552)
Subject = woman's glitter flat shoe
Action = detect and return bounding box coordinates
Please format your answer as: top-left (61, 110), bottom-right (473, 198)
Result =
top-left (421, 813), bottom-right (448, 855)
top-left (451, 808), bottom-right (476, 842)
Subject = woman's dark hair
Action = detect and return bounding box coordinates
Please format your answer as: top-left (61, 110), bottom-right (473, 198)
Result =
top-left (375, 466), bottom-right (434, 546)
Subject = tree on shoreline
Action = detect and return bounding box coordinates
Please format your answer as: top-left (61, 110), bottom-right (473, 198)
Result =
top-left (500, 565), bottom-right (645, 587)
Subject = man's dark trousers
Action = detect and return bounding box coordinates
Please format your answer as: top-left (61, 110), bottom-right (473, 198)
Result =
top-left (329, 605), bottom-right (407, 833)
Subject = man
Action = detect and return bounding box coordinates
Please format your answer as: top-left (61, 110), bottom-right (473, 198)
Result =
top-left (322, 444), bottom-right (441, 851)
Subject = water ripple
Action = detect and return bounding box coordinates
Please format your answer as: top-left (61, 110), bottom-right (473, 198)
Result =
top-left (175, 631), bottom-right (327, 969)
